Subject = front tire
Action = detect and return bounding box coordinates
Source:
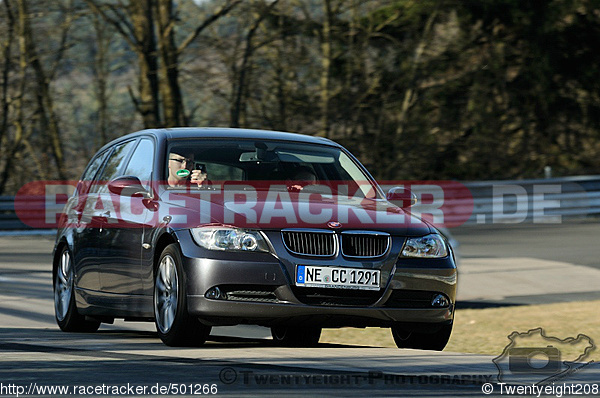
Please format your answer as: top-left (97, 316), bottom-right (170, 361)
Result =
top-left (53, 247), bottom-right (100, 333)
top-left (271, 326), bottom-right (321, 347)
top-left (391, 323), bottom-right (453, 351)
top-left (154, 244), bottom-right (211, 347)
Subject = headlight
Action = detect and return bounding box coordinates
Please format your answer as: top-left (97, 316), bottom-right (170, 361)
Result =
top-left (401, 234), bottom-right (448, 258)
top-left (190, 227), bottom-right (270, 252)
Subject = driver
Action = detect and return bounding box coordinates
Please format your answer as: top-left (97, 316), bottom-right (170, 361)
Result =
top-left (167, 152), bottom-right (207, 187)
top-left (287, 166), bottom-right (317, 192)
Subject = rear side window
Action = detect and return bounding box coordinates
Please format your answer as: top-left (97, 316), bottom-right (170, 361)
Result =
top-left (93, 140), bottom-right (137, 193)
top-left (123, 138), bottom-right (154, 189)
top-left (81, 150), bottom-right (110, 182)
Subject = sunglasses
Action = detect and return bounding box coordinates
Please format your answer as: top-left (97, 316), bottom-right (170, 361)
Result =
top-left (169, 157), bottom-right (191, 164)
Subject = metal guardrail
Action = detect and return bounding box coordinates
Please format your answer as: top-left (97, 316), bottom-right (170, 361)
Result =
top-left (1, 176), bottom-right (599, 230)
top-left (398, 175), bottom-right (600, 225)
top-left (0, 196), bottom-right (30, 230)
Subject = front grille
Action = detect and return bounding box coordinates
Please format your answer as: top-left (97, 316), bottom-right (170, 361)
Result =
top-left (282, 230), bottom-right (336, 256)
top-left (384, 290), bottom-right (441, 308)
top-left (341, 232), bottom-right (390, 258)
top-left (291, 287), bottom-right (383, 306)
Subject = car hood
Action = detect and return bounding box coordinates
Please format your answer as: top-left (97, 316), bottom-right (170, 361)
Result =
top-left (159, 190), bottom-right (432, 236)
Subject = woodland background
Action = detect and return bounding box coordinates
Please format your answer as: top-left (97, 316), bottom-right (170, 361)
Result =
top-left (1, 0), bottom-right (600, 194)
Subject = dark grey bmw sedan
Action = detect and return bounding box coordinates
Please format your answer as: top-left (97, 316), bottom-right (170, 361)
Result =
top-left (53, 128), bottom-right (456, 349)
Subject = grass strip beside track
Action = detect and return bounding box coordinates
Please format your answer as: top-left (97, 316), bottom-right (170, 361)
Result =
top-left (320, 300), bottom-right (600, 361)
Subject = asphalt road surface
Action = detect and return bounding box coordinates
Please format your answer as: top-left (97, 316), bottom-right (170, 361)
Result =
top-left (0, 222), bottom-right (599, 397)
top-left (453, 219), bottom-right (600, 307)
top-left (452, 219), bottom-right (600, 269)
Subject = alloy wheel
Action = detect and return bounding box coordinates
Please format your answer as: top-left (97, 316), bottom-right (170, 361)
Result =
top-left (54, 250), bottom-right (73, 322)
top-left (154, 254), bottom-right (179, 334)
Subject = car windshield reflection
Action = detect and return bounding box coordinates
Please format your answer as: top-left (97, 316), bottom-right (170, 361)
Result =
top-left (165, 139), bottom-right (380, 199)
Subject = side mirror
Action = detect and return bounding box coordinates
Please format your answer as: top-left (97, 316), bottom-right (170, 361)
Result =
top-left (386, 186), bottom-right (417, 208)
top-left (108, 176), bottom-right (152, 199)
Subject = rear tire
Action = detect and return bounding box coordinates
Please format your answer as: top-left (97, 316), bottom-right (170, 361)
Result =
top-left (54, 247), bottom-right (100, 333)
top-left (154, 244), bottom-right (211, 347)
top-left (391, 323), bottom-right (452, 351)
top-left (271, 326), bottom-right (321, 347)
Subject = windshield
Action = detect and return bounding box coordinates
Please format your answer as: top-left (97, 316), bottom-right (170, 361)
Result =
top-left (165, 139), bottom-right (380, 199)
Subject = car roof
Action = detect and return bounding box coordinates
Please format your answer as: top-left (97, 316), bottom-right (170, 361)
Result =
top-left (112, 127), bottom-right (339, 148)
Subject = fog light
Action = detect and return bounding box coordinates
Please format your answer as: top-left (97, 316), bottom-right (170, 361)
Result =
top-left (431, 294), bottom-right (450, 307)
top-left (205, 287), bottom-right (226, 300)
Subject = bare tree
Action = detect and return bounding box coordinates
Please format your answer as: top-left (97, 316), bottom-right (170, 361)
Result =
top-left (86, 0), bottom-right (240, 128)
top-left (85, 0), bottom-right (161, 127)
top-left (230, 0), bottom-right (280, 128)
top-left (90, 13), bottom-right (111, 146)
top-left (155, 0), bottom-right (185, 126)
top-left (319, 0), bottom-right (336, 137)
top-left (18, 0), bottom-right (67, 180)
top-left (0, 0), bottom-right (15, 147)
top-left (0, 0), bottom-right (18, 194)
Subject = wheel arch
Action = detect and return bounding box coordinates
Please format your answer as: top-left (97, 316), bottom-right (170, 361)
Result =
top-left (152, 231), bottom-right (179, 272)
top-left (52, 238), bottom-right (69, 284)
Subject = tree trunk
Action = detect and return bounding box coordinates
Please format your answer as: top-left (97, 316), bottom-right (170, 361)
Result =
top-left (91, 14), bottom-right (110, 146)
top-left (156, 0), bottom-right (185, 127)
top-left (319, 0), bottom-right (333, 138)
top-left (0, 0), bottom-right (15, 147)
top-left (131, 0), bottom-right (161, 128)
top-left (230, 0), bottom-right (279, 128)
top-left (16, 0), bottom-right (66, 180)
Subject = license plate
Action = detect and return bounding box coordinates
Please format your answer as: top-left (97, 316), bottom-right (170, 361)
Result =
top-left (296, 265), bottom-right (380, 291)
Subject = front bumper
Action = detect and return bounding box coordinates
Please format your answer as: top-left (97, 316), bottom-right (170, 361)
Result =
top-left (187, 295), bottom-right (454, 328)
top-left (178, 230), bottom-right (457, 329)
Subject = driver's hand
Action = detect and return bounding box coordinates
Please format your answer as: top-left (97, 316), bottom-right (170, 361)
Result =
top-left (288, 183), bottom-right (303, 192)
top-left (190, 170), bottom-right (207, 186)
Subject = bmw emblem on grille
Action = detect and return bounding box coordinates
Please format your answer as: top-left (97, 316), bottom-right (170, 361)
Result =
top-left (327, 221), bottom-right (342, 229)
